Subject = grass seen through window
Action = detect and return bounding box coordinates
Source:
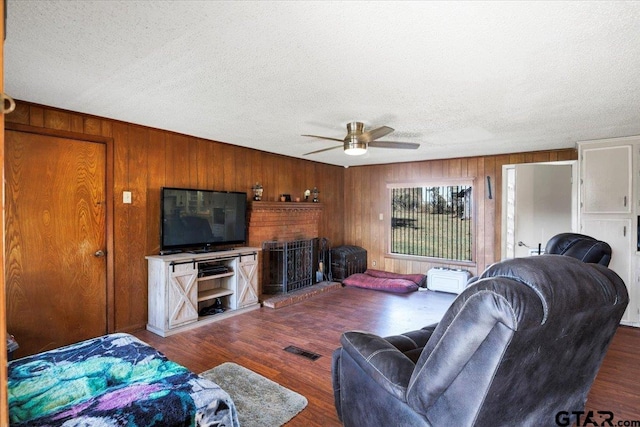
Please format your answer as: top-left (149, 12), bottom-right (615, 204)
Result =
top-left (391, 185), bottom-right (472, 261)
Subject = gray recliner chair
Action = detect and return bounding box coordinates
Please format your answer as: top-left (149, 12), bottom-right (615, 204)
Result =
top-left (331, 255), bottom-right (628, 427)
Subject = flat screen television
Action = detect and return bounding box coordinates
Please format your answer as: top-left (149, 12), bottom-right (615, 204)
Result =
top-left (161, 187), bottom-right (247, 252)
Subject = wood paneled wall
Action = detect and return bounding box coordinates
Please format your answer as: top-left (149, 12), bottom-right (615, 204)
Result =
top-left (343, 149), bottom-right (577, 276)
top-left (6, 101), bottom-right (345, 332)
top-left (5, 100), bottom-right (577, 332)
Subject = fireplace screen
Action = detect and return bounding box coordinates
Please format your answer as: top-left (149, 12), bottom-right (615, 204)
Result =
top-left (262, 239), bottom-right (316, 294)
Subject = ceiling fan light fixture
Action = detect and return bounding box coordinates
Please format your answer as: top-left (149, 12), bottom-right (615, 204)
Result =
top-left (344, 139), bottom-right (367, 156)
top-left (302, 121), bottom-right (418, 157)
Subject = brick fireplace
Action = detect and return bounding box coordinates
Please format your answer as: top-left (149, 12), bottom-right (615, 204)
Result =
top-left (247, 201), bottom-right (324, 296)
top-left (247, 201), bottom-right (323, 246)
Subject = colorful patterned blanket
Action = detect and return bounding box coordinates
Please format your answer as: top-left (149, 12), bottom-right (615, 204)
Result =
top-left (8, 333), bottom-right (239, 426)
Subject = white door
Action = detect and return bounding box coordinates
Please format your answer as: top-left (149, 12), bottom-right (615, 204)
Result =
top-left (502, 162), bottom-right (577, 259)
top-left (582, 218), bottom-right (634, 323)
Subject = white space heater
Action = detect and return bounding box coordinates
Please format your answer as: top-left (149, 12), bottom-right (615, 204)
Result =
top-left (427, 267), bottom-right (472, 294)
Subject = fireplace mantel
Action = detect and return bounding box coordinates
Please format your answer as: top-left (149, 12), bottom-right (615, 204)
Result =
top-left (249, 201), bottom-right (323, 212)
top-left (247, 201), bottom-right (323, 246)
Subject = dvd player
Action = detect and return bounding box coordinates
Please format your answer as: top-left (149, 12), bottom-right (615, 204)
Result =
top-left (198, 264), bottom-right (229, 277)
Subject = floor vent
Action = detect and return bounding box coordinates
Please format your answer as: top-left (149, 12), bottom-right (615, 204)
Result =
top-left (284, 345), bottom-right (321, 361)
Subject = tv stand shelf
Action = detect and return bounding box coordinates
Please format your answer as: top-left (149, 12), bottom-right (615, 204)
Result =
top-left (146, 247), bottom-right (261, 337)
top-left (198, 271), bottom-right (234, 281)
top-left (197, 287), bottom-right (233, 302)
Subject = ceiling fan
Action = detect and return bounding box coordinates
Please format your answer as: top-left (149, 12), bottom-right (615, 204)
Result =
top-left (302, 121), bottom-right (420, 156)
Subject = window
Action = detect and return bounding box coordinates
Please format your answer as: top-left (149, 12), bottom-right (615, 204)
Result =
top-left (389, 182), bottom-right (473, 261)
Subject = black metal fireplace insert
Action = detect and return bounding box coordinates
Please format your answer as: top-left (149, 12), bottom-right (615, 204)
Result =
top-left (262, 238), bottom-right (319, 294)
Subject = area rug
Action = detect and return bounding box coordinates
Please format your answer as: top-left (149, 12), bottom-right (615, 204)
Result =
top-left (200, 362), bottom-right (308, 427)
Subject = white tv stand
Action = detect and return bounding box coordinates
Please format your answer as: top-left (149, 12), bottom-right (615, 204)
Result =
top-left (146, 247), bottom-right (261, 337)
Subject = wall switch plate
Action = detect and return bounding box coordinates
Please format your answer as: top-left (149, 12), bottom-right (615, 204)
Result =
top-left (379, 213), bottom-right (384, 220)
top-left (123, 191), bottom-right (132, 204)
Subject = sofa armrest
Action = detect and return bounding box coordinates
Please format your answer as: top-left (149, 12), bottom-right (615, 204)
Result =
top-left (384, 324), bottom-right (437, 353)
top-left (340, 331), bottom-right (415, 401)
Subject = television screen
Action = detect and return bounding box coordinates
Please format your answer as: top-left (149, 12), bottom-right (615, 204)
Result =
top-left (161, 187), bottom-right (247, 251)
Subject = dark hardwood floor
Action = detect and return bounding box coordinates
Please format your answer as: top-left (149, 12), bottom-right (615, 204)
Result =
top-left (132, 286), bottom-right (640, 426)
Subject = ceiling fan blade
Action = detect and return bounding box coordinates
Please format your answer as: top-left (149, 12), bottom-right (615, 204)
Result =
top-left (301, 134), bottom-right (344, 143)
top-left (303, 145), bottom-right (343, 155)
top-left (358, 126), bottom-right (394, 143)
top-left (369, 141), bottom-right (420, 150)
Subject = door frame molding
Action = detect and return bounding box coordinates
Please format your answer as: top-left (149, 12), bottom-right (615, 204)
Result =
top-left (5, 122), bottom-right (115, 332)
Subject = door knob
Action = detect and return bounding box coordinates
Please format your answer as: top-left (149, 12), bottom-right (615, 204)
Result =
top-left (94, 250), bottom-right (106, 258)
top-left (1, 93), bottom-right (16, 114)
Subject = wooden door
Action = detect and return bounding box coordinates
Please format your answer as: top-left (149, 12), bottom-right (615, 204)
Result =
top-left (1, 0), bottom-right (8, 424)
top-left (5, 130), bottom-right (107, 357)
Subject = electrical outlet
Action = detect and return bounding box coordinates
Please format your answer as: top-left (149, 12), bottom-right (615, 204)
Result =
top-left (379, 213), bottom-right (383, 220)
top-left (372, 260), bottom-right (377, 266)
top-left (123, 191), bottom-right (132, 204)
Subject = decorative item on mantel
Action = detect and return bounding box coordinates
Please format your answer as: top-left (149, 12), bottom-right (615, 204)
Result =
top-left (304, 189), bottom-right (311, 201)
top-left (312, 187), bottom-right (320, 203)
top-left (251, 182), bottom-right (263, 201)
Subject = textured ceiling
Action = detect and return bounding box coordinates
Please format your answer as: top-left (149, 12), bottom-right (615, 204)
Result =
top-left (5, 1), bottom-right (640, 167)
